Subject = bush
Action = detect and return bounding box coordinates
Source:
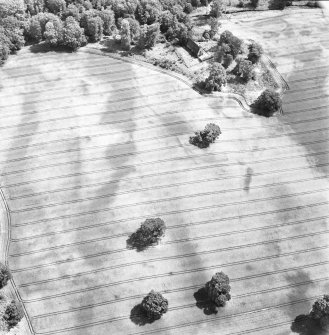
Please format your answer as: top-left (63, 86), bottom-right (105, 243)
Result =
top-left (141, 290), bottom-right (168, 320)
top-left (205, 62), bottom-right (227, 92)
top-left (127, 218), bottom-right (166, 251)
top-left (0, 263), bottom-right (12, 289)
top-left (189, 123), bottom-right (221, 148)
top-left (205, 272), bottom-right (231, 307)
top-left (248, 41), bottom-right (263, 64)
top-left (251, 89), bottom-right (282, 117)
top-left (310, 295), bottom-right (329, 330)
top-left (3, 301), bottom-right (23, 329)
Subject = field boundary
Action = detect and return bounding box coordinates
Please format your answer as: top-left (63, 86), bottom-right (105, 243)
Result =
top-left (0, 188), bottom-right (35, 334)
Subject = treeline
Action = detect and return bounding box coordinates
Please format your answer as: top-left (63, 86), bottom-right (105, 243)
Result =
top-left (0, 0), bottom-right (214, 65)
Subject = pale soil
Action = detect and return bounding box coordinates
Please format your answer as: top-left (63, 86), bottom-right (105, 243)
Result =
top-left (0, 7), bottom-right (328, 335)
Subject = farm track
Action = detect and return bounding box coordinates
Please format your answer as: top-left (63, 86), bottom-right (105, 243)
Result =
top-left (0, 8), bottom-right (328, 335)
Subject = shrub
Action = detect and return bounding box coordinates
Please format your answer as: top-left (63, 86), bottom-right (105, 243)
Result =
top-left (141, 290), bottom-right (168, 320)
top-left (209, 17), bottom-right (220, 37)
top-left (189, 123), bottom-right (221, 148)
top-left (251, 89), bottom-right (282, 117)
top-left (3, 301), bottom-right (23, 329)
top-left (0, 263), bottom-right (12, 289)
top-left (127, 218), bottom-right (166, 251)
top-left (0, 42), bottom-right (10, 65)
top-left (248, 41), bottom-right (263, 64)
top-left (205, 62), bottom-right (227, 92)
top-left (205, 272), bottom-right (231, 307)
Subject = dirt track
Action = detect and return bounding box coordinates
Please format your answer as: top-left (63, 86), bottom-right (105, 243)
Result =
top-left (0, 8), bottom-right (328, 335)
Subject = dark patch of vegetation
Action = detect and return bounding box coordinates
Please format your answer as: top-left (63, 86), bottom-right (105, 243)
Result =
top-left (189, 123), bottom-right (221, 148)
top-left (127, 218), bottom-right (166, 251)
top-left (232, 57), bottom-right (255, 82)
top-left (269, 0), bottom-right (292, 10)
top-left (205, 272), bottom-right (231, 307)
top-left (141, 290), bottom-right (168, 321)
top-left (0, 263), bottom-right (12, 289)
top-left (251, 88), bottom-right (282, 117)
top-left (3, 300), bottom-right (23, 329)
top-left (194, 287), bottom-right (219, 315)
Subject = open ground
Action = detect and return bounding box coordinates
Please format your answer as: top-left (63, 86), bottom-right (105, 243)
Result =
top-left (0, 7), bottom-right (328, 335)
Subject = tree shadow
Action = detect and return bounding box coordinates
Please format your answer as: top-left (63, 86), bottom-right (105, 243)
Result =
top-left (291, 314), bottom-right (324, 335)
top-left (193, 287), bottom-right (219, 315)
top-left (29, 42), bottom-right (73, 54)
top-left (130, 304), bottom-right (155, 326)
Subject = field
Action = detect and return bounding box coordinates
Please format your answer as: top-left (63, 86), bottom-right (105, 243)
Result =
top-left (0, 7), bottom-right (328, 335)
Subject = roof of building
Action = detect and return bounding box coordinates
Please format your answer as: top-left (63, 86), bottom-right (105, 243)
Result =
top-left (186, 38), bottom-right (203, 55)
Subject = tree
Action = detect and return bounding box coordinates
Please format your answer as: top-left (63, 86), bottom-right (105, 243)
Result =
top-left (210, 0), bottom-right (225, 18)
top-left (250, 0), bottom-right (259, 8)
top-left (209, 17), bottom-right (220, 38)
top-left (25, 16), bottom-right (43, 41)
top-left (44, 18), bottom-right (63, 47)
top-left (98, 9), bottom-right (115, 35)
top-left (141, 290), bottom-right (168, 320)
top-left (120, 19), bottom-right (131, 50)
top-left (3, 301), bottom-right (23, 329)
top-left (0, 41), bottom-right (10, 65)
top-left (0, 263), bottom-right (12, 289)
top-left (0, 16), bottom-right (25, 53)
top-left (127, 218), bottom-right (166, 251)
top-left (0, 0), bottom-right (25, 19)
top-left (138, 23), bottom-right (160, 49)
top-left (189, 123), bottom-right (221, 148)
top-left (310, 295), bottom-right (329, 331)
top-left (233, 58), bottom-right (254, 82)
top-left (218, 30), bottom-right (242, 59)
top-left (86, 16), bottom-right (103, 42)
top-left (45, 0), bottom-right (66, 14)
top-left (136, 0), bottom-right (162, 25)
top-left (248, 41), bottom-right (263, 64)
top-left (205, 62), bottom-right (227, 92)
top-left (63, 4), bottom-right (81, 22)
top-left (223, 53), bottom-right (233, 69)
top-left (62, 16), bottom-right (87, 50)
top-left (205, 272), bottom-right (231, 308)
top-left (184, 3), bottom-right (193, 13)
top-left (25, 0), bottom-right (45, 15)
top-left (126, 18), bottom-right (141, 43)
top-left (251, 89), bottom-right (282, 117)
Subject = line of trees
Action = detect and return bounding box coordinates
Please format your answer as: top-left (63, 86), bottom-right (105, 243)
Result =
top-left (0, 0), bottom-right (216, 66)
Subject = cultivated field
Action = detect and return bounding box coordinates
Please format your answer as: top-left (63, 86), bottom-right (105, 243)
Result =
top-left (0, 7), bottom-right (328, 335)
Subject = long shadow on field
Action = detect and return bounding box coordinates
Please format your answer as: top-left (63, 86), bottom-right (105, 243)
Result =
top-left (291, 314), bottom-right (324, 335)
top-left (129, 304), bottom-right (155, 326)
top-left (279, 15), bottom-right (329, 177)
top-left (193, 287), bottom-right (219, 315)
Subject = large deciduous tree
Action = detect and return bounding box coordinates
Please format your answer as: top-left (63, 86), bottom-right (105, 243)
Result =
top-left (62, 16), bottom-right (87, 50)
top-left (205, 272), bottom-right (231, 308)
top-left (141, 290), bottom-right (168, 321)
top-left (251, 89), bottom-right (282, 117)
top-left (205, 62), bottom-right (227, 92)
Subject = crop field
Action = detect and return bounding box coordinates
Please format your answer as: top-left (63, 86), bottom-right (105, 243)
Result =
top-left (0, 7), bottom-right (328, 335)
